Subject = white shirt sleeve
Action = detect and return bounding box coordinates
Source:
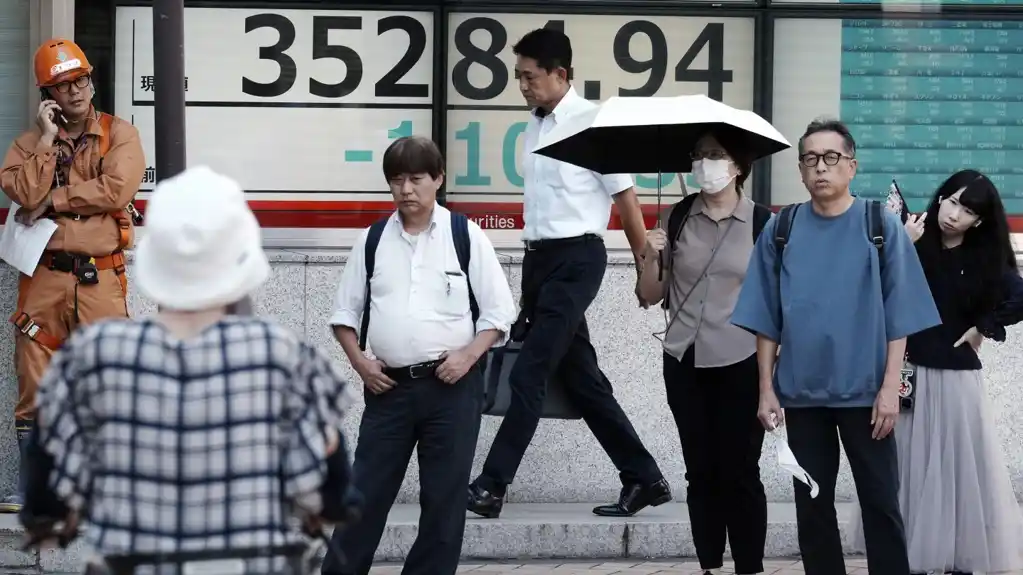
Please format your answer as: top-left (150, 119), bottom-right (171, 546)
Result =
top-left (466, 221), bottom-right (518, 347)
top-left (328, 227), bottom-right (371, 329)
top-left (600, 172), bottom-right (635, 196)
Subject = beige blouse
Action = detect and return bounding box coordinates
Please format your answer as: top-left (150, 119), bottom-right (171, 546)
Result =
top-left (662, 194), bottom-right (758, 368)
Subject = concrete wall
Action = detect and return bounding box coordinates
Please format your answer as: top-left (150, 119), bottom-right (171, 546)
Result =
top-left (26, 0), bottom-right (73, 124)
top-left (0, 1), bottom-right (74, 213)
top-left (2, 251), bottom-right (1023, 505)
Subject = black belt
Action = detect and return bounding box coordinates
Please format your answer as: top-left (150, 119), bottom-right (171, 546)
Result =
top-left (44, 251), bottom-right (91, 273)
top-left (522, 233), bottom-right (601, 251)
top-left (41, 250), bottom-right (125, 273)
top-left (383, 360), bottom-right (443, 381)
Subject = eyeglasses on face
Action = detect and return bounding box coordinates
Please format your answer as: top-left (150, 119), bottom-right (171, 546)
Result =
top-left (690, 149), bottom-right (729, 161)
top-left (799, 151), bottom-right (853, 167)
top-left (51, 75), bottom-right (91, 94)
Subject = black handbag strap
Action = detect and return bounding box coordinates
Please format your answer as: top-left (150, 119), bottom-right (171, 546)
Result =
top-left (663, 194), bottom-right (772, 310)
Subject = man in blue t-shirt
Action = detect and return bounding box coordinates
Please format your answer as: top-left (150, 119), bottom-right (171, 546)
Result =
top-left (732, 118), bottom-right (940, 575)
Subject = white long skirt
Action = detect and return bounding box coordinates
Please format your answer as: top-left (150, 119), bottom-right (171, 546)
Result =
top-left (849, 366), bottom-right (1023, 573)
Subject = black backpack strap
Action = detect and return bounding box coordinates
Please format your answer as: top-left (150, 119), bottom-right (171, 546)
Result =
top-left (865, 199), bottom-right (886, 276)
top-left (773, 203), bottom-right (799, 332)
top-left (752, 203), bottom-right (772, 241)
top-left (661, 193), bottom-right (700, 310)
top-left (358, 218), bottom-right (390, 351)
top-left (449, 211), bottom-right (480, 324)
top-left (774, 203), bottom-right (798, 280)
top-left (667, 193), bottom-right (700, 249)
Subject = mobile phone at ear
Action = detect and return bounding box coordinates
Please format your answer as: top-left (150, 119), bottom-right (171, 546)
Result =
top-left (38, 90), bottom-right (67, 126)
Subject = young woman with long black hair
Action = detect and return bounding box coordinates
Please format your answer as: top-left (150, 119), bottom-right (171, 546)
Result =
top-left (851, 169), bottom-right (1023, 575)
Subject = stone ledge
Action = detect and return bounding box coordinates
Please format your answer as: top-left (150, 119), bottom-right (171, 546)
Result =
top-left (0, 503), bottom-right (863, 572)
top-left (6, 246), bottom-right (1023, 269)
top-left (37, 248), bottom-right (639, 266)
top-left (264, 249), bottom-right (1023, 267)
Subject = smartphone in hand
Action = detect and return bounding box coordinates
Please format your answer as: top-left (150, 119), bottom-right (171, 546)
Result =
top-left (51, 104), bottom-right (67, 127)
top-left (885, 179), bottom-right (911, 224)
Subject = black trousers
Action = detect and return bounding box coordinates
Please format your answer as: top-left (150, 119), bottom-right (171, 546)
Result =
top-left (664, 348), bottom-right (766, 574)
top-left (477, 237), bottom-right (662, 493)
top-left (322, 368), bottom-right (483, 575)
top-left (786, 407), bottom-right (910, 575)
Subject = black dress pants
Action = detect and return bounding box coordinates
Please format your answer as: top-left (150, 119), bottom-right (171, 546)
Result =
top-left (664, 347), bottom-right (767, 574)
top-left (322, 368), bottom-right (483, 575)
top-left (785, 407), bottom-right (910, 575)
top-left (477, 236), bottom-right (662, 493)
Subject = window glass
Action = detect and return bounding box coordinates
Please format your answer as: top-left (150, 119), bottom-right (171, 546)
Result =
top-left (0, 0), bottom-right (29, 211)
top-left (771, 0), bottom-right (1023, 5)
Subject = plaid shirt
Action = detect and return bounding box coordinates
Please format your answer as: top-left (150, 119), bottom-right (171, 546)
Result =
top-left (35, 316), bottom-right (353, 562)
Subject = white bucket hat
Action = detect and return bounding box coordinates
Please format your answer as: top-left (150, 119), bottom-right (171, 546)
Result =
top-left (134, 166), bottom-right (270, 311)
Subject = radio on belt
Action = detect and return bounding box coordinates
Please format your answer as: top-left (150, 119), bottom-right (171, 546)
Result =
top-left (76, 257), bottom-right (99, 285)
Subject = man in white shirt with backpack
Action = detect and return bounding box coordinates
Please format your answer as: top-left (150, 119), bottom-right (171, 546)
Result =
top-left (323, 136), bottom-right (517, 575)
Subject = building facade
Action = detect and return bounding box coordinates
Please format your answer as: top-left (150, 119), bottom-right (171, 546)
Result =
top-left (0, 1), bottom-right (70, 191)
top-left (6, 0), bottom-right (1023, 248)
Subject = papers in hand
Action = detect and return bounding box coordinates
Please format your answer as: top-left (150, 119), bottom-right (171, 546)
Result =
top-left (778, 441), bottom-right (819, 499)
top-left (0, 203), bottom-right (57, 276)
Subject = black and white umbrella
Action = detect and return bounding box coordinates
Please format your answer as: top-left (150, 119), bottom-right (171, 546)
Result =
top-left (532, 94), bottom-right (790, 175)
top-left (532, 94), bottom-right (791, 279)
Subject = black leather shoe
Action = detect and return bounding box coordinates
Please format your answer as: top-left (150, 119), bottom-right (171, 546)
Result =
top-left (467, 482), bottom-right (504, 519)
top-left (592, 478), bottom-right (672, 517)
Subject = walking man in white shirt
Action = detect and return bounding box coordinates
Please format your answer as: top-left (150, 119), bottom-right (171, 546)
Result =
top-left (467, 28), bottom-right (671, 519)
top-left (322, 136), bottom-right (517, 575)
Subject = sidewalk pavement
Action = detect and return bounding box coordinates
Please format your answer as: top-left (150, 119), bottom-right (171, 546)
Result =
top-left (12, 503), bottom-right (1021, 573)
top-left (1, 559), bottom-right (862, 575)
top-left (0, 503), bottom-right (844, 572)
top-left (372, 558), bottom-right (864, 574)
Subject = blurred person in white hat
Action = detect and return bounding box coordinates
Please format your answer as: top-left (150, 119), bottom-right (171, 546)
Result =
top-left (135, 164), bottom-right (270, 314)
top-left (21, 166), bottom-right (357, 572)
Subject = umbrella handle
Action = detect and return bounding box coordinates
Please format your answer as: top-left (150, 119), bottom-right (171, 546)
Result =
top-left (654, 168), bottom-right (664, 282)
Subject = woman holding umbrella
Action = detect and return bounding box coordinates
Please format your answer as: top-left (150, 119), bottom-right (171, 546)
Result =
top-left (532, 96), bottom-right (790, 574)
top-left (636, 128), bottom-right (773, 575)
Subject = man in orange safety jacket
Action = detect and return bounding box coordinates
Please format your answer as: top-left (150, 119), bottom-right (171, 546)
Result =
top-left (0, 38), bottom-right (145, 512)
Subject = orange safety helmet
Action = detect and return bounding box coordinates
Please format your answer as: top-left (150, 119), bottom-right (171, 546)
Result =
top-left (34, 38), bottom-right (92, 88)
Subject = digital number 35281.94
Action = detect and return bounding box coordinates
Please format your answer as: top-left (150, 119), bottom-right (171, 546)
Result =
top-left (452, 17), bottom-right (734, 101)
top-left (240, 12), bottom-right (735, 103)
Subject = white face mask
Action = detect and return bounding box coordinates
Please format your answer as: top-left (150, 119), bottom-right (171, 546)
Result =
top-left (692, 159), bottom-right (736, 194)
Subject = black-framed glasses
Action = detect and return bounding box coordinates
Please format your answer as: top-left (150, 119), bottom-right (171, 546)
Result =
top-left (800, 151), bottom-right (853, 167)
top-left (51, 75), bottom-right (91, 94)
top-left (690, 149), bottom-right (729, 161)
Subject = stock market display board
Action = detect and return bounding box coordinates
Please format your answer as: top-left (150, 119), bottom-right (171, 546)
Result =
top-left (842, 19), bottom-right (1023, 212)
